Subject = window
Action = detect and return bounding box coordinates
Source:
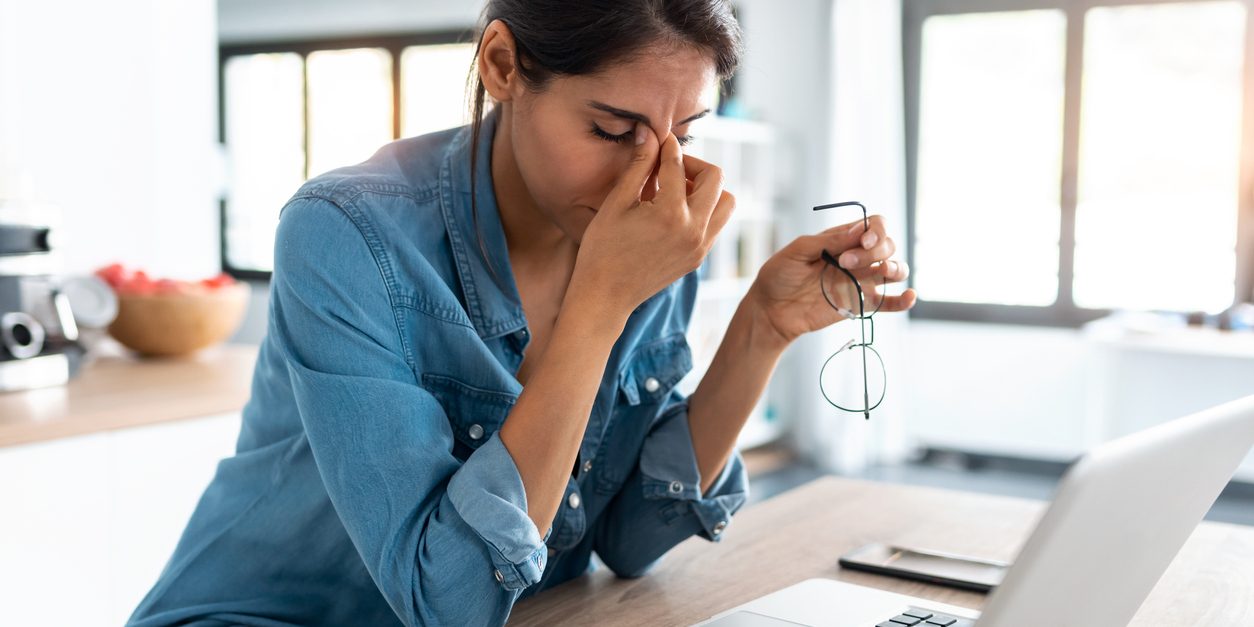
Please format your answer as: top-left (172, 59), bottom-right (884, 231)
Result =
top-left (904, 0), bottom-right (1252, 326)
top-left (219, 32), bottom-right (475, 278)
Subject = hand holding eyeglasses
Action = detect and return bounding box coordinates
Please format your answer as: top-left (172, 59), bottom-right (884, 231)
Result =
top-left (747, 204), bottom-right (916, 346)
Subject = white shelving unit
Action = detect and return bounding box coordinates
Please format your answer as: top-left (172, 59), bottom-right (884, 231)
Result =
top-left (678, 116), bottom-right (783, 450)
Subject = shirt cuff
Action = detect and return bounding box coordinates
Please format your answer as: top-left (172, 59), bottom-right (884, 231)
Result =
top-left (446, 432), bottom-right (549, 590)
top-left (638, 399), bottom-right (749, 541)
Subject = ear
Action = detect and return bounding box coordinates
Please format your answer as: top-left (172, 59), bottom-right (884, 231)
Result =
top-left (478, 19), bottom-right (524, 103)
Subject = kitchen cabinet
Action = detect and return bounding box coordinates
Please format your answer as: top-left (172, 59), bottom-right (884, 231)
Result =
top-left (0, 341), bottom-right (255, 627)
top-left (0, 411), bottom-right (242, 627)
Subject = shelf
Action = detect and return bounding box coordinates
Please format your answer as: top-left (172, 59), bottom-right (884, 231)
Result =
top-left (682, 114), bottom-right (782, 456)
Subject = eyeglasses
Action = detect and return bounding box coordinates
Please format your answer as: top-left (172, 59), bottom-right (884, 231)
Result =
top-left (813, 201), bottom-right (887, 420)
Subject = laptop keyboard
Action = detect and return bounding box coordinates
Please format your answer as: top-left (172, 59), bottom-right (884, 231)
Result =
top-left (874, 606), bottom-right (976, 627)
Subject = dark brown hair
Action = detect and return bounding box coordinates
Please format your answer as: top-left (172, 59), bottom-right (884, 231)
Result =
top-left (463, 0), bottom-right (744, 286)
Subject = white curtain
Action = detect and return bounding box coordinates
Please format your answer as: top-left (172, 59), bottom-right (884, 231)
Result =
top-left (788, 0), bottom-right (912, 475)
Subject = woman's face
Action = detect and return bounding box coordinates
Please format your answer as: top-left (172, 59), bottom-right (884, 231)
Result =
top-left (503, 44), bottom-right (719, 245)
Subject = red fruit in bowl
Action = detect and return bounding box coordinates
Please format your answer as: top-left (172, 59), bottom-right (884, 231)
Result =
top-left (202, 272), bottom-right (236, 290)
top-left (121, 271), bottom-right (156, 295)
top-left (109, 280), bottom-right (250, 357)
top-left (154, 279), bottom-right (184, 295)
top-left (95, 263), bottom-right (129, 289)
top-left (95, 264), bottom-right (236, 297)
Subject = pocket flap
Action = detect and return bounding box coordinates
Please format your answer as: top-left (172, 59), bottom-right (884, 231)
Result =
top-left (618, 332), bottom-right (694, 406)
top-left (421, 373), bottom-right (518, 449)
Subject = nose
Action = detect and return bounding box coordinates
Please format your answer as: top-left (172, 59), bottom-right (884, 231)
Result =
top-left (639, 121), bottom-right (675, 202)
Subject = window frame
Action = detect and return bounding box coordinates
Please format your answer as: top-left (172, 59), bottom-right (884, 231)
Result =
top-left (903, 0), bottom-right (1254, 327)
top-left (218, 30), bottom-right (476, 281)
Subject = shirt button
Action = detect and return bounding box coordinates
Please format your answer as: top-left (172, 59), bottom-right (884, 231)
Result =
top-left (468, 424), bottom-right (485, 440)
top-left (644, 376), bottom-right (661, 392)
top-left (547, 548), bottom-right (556, 558)
top-left (567, 492), bottom-right (581, 509)
top-left (668, 480), bottom-right (683, 495)
top-left (582, 459), bottom-right (593, 474)
top-left (712, 520), bottom-right (728, 535)
top-left (493, 569), bottom-right (504, 583)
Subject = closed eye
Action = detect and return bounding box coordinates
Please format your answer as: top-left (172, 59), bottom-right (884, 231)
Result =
top-left (591, 124), bottom-right (693, 147)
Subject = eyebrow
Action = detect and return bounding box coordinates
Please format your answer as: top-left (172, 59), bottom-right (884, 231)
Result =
top-left (585, 100), bottom-right (711, 128)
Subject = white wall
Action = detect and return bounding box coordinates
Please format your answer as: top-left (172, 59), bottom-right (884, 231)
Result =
top-left (904, 321), bottom-right (1091, 460)
top-left (0, 0), bottom-right (221, 281)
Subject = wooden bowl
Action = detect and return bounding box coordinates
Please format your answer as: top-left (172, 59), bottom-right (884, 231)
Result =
top-left (107, 283), bottom-right (250, 357)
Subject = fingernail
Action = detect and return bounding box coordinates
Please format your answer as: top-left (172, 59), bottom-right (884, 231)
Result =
top-left (635, 123), bottom-right (648, 145)
top-left (840, 252), bottom-right (857, 267)
top-left (888, 260), bottom-right (898, 274)
top-left (862, 232), bottom-right (878, 248)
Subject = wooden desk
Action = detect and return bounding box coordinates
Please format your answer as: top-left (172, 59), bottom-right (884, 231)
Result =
top-left (509, 476), bottom-right (1254, 626)
top-left (0, 339), bottom-right (257, 448)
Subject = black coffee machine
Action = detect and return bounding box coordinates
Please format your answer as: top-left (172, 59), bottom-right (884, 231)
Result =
top-left (0, 223), bottom-right (86, 392)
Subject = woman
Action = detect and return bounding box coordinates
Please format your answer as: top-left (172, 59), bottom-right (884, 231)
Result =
top-left (128, 1), bottom-right (915, 625)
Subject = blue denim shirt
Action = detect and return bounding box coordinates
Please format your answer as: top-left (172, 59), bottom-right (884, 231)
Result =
top-left (127, 108), bottom-right (749, 627)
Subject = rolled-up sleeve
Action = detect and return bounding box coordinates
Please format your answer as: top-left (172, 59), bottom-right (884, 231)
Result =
top-left (446, 433), bottom-right (551, 589)
top-left (271, 194), bottom-right (545, 625)
top-left (592, 389), bottom-right (749, 578)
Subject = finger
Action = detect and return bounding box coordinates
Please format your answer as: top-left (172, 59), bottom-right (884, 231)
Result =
top-left (680, 152), bottom-right (715, 183)
top-left (601, 122), bottom-right (659, 211)
top-left (851, 259), bottom-right (910, 283)
top-left (680, 153), bottom-right (724, 222)
top-left (687, 152), bottom-right (727, 219)
top-left (870, 288), bottom-right (918, 313)
top-left (656, 132), bottom-right (691, 206)
top-left (786, 228), bottom-right (866, 264)
top-left (788, 235), bottom-right (840, 264)
top-left (705, 190), bottom-right (736, 241)
top-left (817, 212), bottom-right (881, 235)
top-left (856, 214), bottom-right (888, 249)
top-left (838, 234), bottom-right (896, 269)
top-left (642, 162), bottom-right (661, 201)
top-left (789, 215), bottom-right (896, 264)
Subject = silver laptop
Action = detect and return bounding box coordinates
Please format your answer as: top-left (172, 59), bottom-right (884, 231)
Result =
top-left (696, 394), bottom-right (1254, 627)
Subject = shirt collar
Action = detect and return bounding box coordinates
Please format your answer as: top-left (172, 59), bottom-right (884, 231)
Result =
top-left (438, 107), bottom-right (529, 341)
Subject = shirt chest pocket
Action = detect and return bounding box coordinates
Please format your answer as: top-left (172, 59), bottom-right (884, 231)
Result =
top-left (594, 332), bottom-right (695, 495)
top-left (420, 373), bottom-right (518, 459)
top-left (617, 331), bottom-right (694, 407)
